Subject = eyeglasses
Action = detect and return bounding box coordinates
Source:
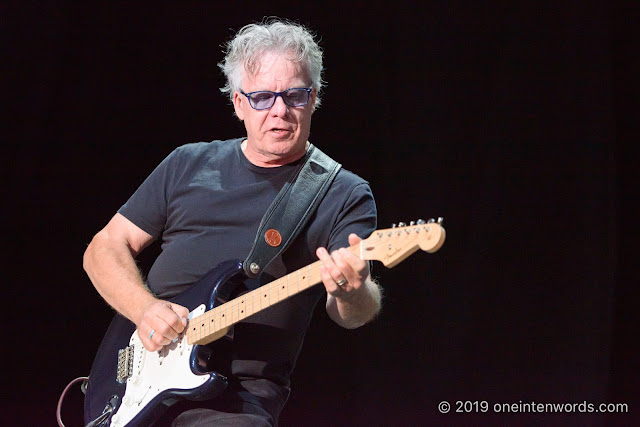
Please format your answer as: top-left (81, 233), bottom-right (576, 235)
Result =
top-left (240, 87), bottom-right (313, 110)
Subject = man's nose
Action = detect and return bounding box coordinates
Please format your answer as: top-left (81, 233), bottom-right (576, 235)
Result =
top-left (269, 94), bottom-right (289, 116)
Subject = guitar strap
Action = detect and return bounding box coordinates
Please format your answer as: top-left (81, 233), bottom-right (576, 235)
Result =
top-left (243, 144), bottom-right (341, 278)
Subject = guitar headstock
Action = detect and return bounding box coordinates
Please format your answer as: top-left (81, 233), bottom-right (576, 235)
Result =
top-left (359, 218), bottom-right (446, 268)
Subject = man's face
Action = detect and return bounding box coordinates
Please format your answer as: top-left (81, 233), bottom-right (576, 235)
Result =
top-left (233, 51), bottom-right (316, 167)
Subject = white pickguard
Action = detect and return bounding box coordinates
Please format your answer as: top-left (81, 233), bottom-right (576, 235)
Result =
top-left (109, 304), bottom-right (210, 427)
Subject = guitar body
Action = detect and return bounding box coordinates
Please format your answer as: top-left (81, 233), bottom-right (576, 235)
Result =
top-left (83, 221), bottom-right (446, 426)
top-left (84, 260), bottom-right (247, 427)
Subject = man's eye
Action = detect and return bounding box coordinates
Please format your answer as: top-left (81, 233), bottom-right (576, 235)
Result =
top-left (286, 92), bottom-right (305, 103)
top-left (252, 92), bottom-right (273, 102)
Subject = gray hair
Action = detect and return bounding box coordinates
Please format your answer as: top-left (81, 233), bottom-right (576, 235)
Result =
top-left (218, 18), bottom-right (324, 109)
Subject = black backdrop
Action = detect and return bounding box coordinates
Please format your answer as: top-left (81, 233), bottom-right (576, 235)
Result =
top-left (3, 1), bottom-right (637, 426)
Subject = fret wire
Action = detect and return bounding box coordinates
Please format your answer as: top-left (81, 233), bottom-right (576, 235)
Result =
top-left (233, 297), bottom-right (237, 322)
top-left (272, 278), bottom-right (276, 303)
top-left (202, 312), bottom-right (206, 338)
top-left (202, 311), bottom-right (207, 338)
top-left (186, 251), bottom-right (365, 344)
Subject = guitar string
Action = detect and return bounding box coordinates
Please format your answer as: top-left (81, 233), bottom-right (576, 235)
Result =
top-left (187, 234), bottom-right (388, 344)
top-left (188, 259), bottom-right (324, 344)
top-left (187, 226), bottom-right (430, 344)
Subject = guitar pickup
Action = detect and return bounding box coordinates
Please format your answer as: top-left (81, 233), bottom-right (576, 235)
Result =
top-left (116, 345), bottom-right (134, 383)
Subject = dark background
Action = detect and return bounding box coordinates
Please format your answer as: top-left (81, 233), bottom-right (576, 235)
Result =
top-left (3, 1), bottom-right (637, 426)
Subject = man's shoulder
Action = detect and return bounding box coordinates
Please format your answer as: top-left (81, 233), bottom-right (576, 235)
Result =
top-left (332, 167), bottom-right (371, 194)
top-left (171, 137), bottom-right (243, 161)
top-left (313, 147), bottom-right (369, 189)
top-left (321, 166), bottom-right (375, 213)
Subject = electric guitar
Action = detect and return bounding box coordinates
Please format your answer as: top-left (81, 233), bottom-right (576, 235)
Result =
top-left (84, 220), bottom-right (446, 426)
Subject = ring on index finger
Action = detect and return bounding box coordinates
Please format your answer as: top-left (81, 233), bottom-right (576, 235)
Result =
top-left (335, 277), bottom-right (347, 287)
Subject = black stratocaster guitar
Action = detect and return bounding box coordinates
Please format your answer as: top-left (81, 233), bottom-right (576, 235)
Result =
top-left (84, 220), bottom-right (446, 426)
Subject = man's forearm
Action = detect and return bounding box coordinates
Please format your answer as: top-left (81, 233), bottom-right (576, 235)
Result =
top-left (327, 276), bottom-right (382, 329)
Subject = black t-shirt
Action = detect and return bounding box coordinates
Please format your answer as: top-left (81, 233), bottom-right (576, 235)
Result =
top-left (118, 138), bottom-right (377, 388)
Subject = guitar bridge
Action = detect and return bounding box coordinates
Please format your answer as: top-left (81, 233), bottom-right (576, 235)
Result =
top-left (116, 345), bottom-right (134, 383)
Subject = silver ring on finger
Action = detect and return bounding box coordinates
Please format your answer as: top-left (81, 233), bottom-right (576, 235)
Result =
top-left (335, 277), bottom-right (347, 287)
top-left (149, 329), bottom-right (155, 340)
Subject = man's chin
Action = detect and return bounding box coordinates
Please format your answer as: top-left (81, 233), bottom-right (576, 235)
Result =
top-left (264, 135), bottom-right (302, 150)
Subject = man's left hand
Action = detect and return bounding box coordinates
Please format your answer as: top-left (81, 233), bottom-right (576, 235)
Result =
top-left (316, 233), bottom-right (369, 299)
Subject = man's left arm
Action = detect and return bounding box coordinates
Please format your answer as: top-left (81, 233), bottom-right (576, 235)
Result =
top-left (316, 233), bottom-right (382, 329)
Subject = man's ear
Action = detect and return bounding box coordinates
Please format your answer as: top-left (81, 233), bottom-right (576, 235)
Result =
top-left (310, 88), bottom-right (318, 113)
top-left (233, 91), bottom-right (245, 120)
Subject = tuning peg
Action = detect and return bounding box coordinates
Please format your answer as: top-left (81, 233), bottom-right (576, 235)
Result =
top-left (409, 221), bottom-right (415, 226)
top-left (398, 222), bottom-right (406, 227)
top-left (416, 219), bottom-right (426, 224)
top-left (427, 218), bottom-right (435, 223)
top-left (391, 223), bottom-right (397, 228)
top-left (437, 217), bottom-right (444, 225)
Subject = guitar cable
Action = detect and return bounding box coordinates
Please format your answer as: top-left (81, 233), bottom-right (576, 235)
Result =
top-left (56, 376), bottom-right (89, 427)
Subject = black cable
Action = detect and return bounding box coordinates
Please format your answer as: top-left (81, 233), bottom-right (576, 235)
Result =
top-left (56, 377), bottom-right (89, 427)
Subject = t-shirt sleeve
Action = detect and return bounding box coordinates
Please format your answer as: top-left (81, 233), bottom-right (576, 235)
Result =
top-left (117, 149), bottom-right (179, 240)
top-left (327, 182), bottom-right (377, 253)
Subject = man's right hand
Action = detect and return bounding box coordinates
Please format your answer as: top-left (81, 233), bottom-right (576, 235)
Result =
top-left (137, 300), bottom-right (190, 351)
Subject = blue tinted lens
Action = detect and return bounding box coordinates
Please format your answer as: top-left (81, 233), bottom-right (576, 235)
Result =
top-left (244, 88), bottom-right (311, 110)
top-left (282, 89), bottom-right (310, 106)
top-left (251, 92), bottom-right (275, 109)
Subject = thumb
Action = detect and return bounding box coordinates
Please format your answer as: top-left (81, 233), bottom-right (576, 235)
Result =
top-left (348, 233), bottom-right (362, 246)
top-left (169, 302), bottom-right (189, 325)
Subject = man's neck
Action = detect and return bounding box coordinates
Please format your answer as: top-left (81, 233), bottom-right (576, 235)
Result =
top-left (240, 139), bottom-right (310, 167)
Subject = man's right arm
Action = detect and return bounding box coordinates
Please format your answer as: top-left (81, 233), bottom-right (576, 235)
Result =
top-left (83, 213), bottom-right (189, 351)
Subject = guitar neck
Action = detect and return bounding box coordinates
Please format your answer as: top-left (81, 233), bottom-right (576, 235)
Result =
top-left (186, 254), bottom-right (331, 345)
top-left (186, 221), bottom-right (445, 345)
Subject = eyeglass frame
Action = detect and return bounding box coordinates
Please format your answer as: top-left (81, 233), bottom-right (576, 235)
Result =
top-left (239, 87), bottom-right (313, 110)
